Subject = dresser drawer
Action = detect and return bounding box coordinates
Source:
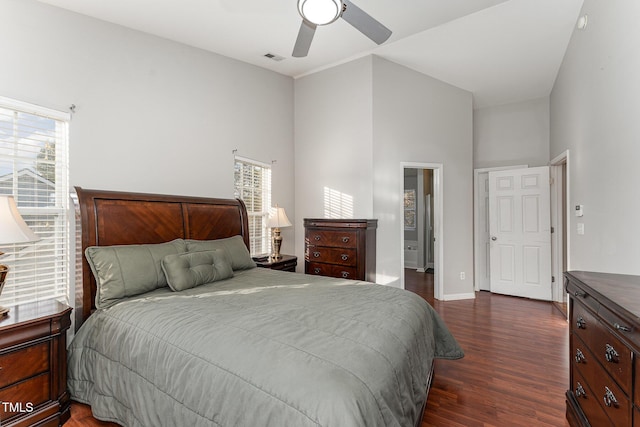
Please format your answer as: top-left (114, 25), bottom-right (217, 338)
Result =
top-left (0, 321), bottom-right (52, 349)
top-left (572, 334), bottom-right (631, 426)
top-left (306, 247), bottom-right (357, 266)
top-left (0, 373), bottom-right (50, 421)
top-left (271, 259), bottom-right (297, 272)
top-left (588, 369), bottom-right (631, 427)
top-left (306, 229), bottom-right (358, 248)
top-left (571, 364), bottom-right (615, 427)
top-left (572, 300), bottom-right (600, 350)
top-left (306, 262), bottom-right (358, 280)
top-left (566, 276), bottom-right (601, 314)
top-left (590, 323), bottom-right (633, 396)
top-left (572, 301), bottom-right (633, 397)
top-left (0, 341), bottom-right (49, 389)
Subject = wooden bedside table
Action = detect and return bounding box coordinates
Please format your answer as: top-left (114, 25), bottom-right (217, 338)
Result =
top-left (0, 300), bottom-right (72, 427)
top-left (254, 254), bottom-right (297, 272)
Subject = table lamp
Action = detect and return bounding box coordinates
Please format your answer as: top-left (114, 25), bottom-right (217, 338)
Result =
top-left (267, 205), bottom-right (292, 260)
top-left (0, 196), bottom-right (39, 316)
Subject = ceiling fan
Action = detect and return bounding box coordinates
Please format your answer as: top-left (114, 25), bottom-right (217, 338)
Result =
top-left (293, 0), bottom-right (392, 58)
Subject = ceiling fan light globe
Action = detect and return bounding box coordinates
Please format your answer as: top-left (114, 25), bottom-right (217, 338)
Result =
top-left (298, 0), bottom-right (343, 26)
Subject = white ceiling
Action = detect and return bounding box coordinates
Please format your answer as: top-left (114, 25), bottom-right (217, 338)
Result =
top-left (37, 0), bottom-right (584, 108)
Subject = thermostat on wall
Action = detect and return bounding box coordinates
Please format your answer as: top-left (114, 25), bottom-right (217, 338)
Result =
top-left (575, 205), bottom-right (584, 217)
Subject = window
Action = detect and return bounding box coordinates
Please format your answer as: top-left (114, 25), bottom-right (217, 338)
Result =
top-left (0, 96), bottom-right (70, 307)
top-left (233, 156), bottom-right (271, 256)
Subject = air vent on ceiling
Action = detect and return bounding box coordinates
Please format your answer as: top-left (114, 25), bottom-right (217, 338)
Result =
top-left (264, 53), bottom-right (286, 62)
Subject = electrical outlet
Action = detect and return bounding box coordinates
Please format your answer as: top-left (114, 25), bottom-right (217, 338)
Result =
top-left (460, 272), bottom-right (465, 280)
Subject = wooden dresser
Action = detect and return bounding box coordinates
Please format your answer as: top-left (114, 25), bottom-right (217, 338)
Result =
top-left (0, 300), bottom-right (72, 427)
top-left (565, 271), bottom-right (640, 427)
top-left (304, 218), bottom-right (377, 282)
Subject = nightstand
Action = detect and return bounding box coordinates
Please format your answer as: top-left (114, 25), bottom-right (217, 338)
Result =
top-left (0, 300), bottom-right (72, 427)
top-left (254, 254), bottom-right (297, 272)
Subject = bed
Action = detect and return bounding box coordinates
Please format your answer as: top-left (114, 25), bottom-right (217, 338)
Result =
top-left (68, 187), bottom-right (463, 427)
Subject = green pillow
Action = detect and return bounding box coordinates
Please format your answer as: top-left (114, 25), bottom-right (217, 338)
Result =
top-left (185, 235), bottom-right (255, 271)
top-left (161, 250), bottom-right (234, 291)
top-left (85, 239), bottom-right (186, 309)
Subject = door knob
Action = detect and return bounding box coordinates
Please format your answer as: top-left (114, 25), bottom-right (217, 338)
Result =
top-left (491, 236), bottom-right (497, 241)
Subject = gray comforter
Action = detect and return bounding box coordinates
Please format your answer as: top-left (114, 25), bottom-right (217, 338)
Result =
top-left (68, 269), bottom-right (463, 427)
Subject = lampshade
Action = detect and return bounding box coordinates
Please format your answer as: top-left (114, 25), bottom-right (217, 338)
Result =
top-left (298, 0), bottom-right (343, 26)
top-left (0, 196), bottom-right (39, 245)
top-left (268, 206), bottom-right (292, 229)
top-left (0, 196), bottom-right (39, 316)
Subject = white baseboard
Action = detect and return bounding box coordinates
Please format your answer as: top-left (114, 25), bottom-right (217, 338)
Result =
top-left (441, 292), bottom-right (476, 301)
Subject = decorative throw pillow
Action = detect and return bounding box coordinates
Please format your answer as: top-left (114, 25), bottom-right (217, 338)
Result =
top-left (185, 235), bottom-right (256, 270)
top-left (161, 249), bottom-right (234, 291)
top-left (85, 239), bottom-right (186, 309)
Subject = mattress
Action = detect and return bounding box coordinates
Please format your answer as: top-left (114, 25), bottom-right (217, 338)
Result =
top-left (68, 268), bottom-right (463, 427)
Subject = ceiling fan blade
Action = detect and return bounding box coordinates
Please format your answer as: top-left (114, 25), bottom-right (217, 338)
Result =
top-left (341, 0), bottom-right (392, 45)
top-left (292, 20), bottom-right (317, 58)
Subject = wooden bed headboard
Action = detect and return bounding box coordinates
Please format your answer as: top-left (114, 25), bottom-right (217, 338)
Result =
top-left (75, 187), bottom-right (250, 325)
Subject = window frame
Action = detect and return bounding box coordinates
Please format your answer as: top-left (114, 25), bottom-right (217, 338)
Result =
top-left (0, 96), bottom-right (71, 308)
top-left (233, 155), bottom-right (272, 256)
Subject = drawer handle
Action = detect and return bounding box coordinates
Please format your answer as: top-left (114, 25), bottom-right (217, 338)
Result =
top-left (313, 268), bottom-right (321, 274)
top-left (576, 317), bottom-right (586, 329)
top-left (342, 237), bottom-right (350, 243)
top-left (603, 387), bottom-right (619, 408)
top-left (341, 271), bottom-right (350, 278)
top-left (575, 349), bottom-right (586, 364)
top-left (575, 382), bottom-right (586, 398)
top-left (605, 344), bottom-right (619, 363)
top-left (313, 252), bottom-right (321, 258)
top-left (314, 235), bottom-right (321, 241)
top-left (614, 322), bottom-right (631, 332)
top-left (341, 254), bottom-right (349, 261)
top-left (574, 290), bottom-right (586, 298)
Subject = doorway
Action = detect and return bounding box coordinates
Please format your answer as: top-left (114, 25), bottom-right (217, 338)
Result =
top-left (550, 151), bottom-right (570, 316)
top-left (473, 159), bottom-right (569, 305)
top-left (400, 162), bottom-right (443, 300)
top-left (474, 165), bottom-right (527, 292)
top-left (403, 169), bottom-right (433, 272)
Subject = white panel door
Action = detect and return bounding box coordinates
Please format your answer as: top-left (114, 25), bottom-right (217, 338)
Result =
top-left (489, 166), bottom-right (552, 300)
top-left (473, 165), bottom-right (527, 292)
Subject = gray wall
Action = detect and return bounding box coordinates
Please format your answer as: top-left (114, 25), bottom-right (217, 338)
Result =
top-left (293, 56), bottom-right (375, 277)
top-left (8, 0), bottom-right (477, 297)
top-left (293, 56), bottom-right (375, 250)
top-left (1, 0), bottom-right (296, 252)
top-left (372, 57), bottom-right (474, 297)
top-left (295, 56), bottom-right (474, 297)
top-left (474, 97), bottom-right (550, 169)
top-left (550, 0), bottom-right (640, 274)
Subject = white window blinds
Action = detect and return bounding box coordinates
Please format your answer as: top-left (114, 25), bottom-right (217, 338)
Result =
top-left (233, 156), bottom-right (272, 256)
top-left (0, 97), bottom-right (70, 307)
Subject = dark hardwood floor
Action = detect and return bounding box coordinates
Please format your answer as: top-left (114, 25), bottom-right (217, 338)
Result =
top-left (67, 270), bottom-right (570, 426)
top-left (404, 269), bottom-right (570, 427)
top-left (66, 404), bottom-right (118, 427)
